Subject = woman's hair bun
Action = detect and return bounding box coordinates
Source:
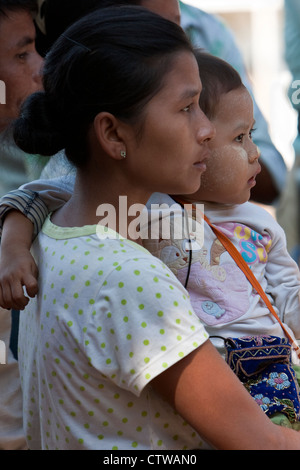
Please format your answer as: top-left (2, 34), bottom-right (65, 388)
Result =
top-left (13, 91), bottom-right (66, 156)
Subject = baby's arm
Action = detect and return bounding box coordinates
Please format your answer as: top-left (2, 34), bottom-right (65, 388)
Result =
top-left (0, 178), bottom-right (73, 309)
top-left (0, 177), bottom-right (74, 238)
top-left (0, 211), bottom-right (38, 310)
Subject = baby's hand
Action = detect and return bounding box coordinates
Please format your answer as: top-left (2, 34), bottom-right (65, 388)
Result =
top-left (0, 246), bottom-right (38, 310)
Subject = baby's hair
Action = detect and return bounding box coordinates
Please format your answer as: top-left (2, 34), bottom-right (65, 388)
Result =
top-left (13, 5), bottom-right (193, 167)
top-left (195, 49), bottom-right (244, 119)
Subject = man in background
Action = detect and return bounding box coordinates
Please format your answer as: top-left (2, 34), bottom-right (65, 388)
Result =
top-left (0, 0), bottom-right (44, 196)
top-left (0, 0), bottom-right (42, 450)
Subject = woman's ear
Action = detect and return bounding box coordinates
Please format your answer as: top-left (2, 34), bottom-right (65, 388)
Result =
top-left (93, 112), bottom-right (127, 161)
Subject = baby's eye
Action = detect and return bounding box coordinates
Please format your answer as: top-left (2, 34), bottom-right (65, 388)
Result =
top-left (235, 134), bottom-right (245, 143)
top-left (249, 128), bottom-right (256, 140)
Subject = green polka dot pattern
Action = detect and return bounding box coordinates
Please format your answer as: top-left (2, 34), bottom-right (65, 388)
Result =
top-left (18, 218), bottom-right (209, 450)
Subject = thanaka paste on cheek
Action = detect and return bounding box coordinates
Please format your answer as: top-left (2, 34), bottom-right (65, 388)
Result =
top-left (200, 144), bottom-right (247, 191)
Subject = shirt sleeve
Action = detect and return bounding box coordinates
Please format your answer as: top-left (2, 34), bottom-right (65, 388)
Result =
top-left (0, 189), bottom-right (48, 238)
top-left (0, 176), bottom-right (74, 238)
top-left (85, 256), bottom-right (209, 396)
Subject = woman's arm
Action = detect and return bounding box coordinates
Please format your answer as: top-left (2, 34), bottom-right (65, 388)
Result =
top-left (152, 339), bottom-right (300, 450)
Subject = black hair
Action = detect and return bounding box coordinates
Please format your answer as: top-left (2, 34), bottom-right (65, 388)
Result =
top-left (195, 49), bottom-right (244, 119)
top-left (0, 0), bottom-right (38, 18)
top-left (14, 6), bottom-right (193, 167)
top-left (36, 0), bottom-right (144, 56)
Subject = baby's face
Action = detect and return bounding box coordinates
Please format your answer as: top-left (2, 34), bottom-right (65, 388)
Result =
top-left (192, 87), bottom-right (261, 205)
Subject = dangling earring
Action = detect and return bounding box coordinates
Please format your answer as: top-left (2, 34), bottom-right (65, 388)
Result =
top-left (121, 150), bottom-right (126, 159)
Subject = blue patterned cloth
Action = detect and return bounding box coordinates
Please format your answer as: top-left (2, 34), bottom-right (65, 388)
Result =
top-left (225, 335), bottom-right (300, 423)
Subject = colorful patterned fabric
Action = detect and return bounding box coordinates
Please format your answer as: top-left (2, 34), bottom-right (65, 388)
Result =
top-left (225, 335), bottom-right (300, 423)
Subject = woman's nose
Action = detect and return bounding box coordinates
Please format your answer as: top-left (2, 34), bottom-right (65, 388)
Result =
top-left (197, 110), bottom-right (216, 144)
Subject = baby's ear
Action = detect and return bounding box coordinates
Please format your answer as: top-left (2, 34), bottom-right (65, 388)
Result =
top-left (93, 112), bottom-right (126, 161)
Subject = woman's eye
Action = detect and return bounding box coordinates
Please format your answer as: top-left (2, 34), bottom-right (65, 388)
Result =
top-left (182, 103), bottom-right (192, 112)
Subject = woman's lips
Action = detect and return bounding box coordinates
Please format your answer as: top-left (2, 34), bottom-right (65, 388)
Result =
top-left (194, 149), bottom-right (211, 172)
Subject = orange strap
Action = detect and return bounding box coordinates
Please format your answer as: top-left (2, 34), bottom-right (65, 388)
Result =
top-left (174, 197), bottom-right (300, 358)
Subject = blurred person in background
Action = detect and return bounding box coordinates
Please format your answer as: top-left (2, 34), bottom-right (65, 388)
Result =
top-left (0, 0), bottom-right (43, 450)
top-left (277, 0), bottom-right (300, 264)
top-left (0, 0), bottom-right (45, 195)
